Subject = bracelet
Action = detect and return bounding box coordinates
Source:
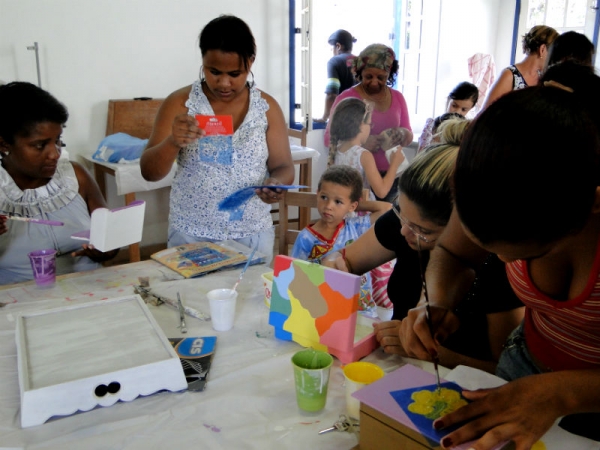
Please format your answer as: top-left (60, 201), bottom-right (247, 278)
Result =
top-left (340, 248), bottom-right (354, 274)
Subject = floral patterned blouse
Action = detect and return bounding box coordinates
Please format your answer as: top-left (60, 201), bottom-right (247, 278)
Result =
top-left (169, 81), bottom-right (272, 240)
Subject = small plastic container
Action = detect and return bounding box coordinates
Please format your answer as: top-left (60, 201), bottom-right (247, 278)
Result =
top-left (261, 271), bottom-right (274, 307)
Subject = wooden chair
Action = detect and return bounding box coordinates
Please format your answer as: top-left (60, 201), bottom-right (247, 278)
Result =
top-left (105, 98), bottom-right (163, 138)
top-left (93, 98), bottom-right (164, 262)
top-left (278, 127), bottom-right (312, 228)
top-left (288, 126), bottom-right (307, 147)
top-left (278, 191), bottom-right (318, 256)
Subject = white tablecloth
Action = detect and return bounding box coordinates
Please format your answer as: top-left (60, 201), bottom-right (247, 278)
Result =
top-left (0, 260), bottom-right (593, 449)
top-left (0, 259), bottom-right (400, 450)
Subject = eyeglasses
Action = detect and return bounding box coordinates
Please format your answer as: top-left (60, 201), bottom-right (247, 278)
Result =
top-left (392, 204), bottom-right (435, 243)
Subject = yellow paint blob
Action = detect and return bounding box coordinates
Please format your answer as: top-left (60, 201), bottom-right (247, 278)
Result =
top-left (531, 441), bottom-right (546, 450)
top-left (407, 388), bottom-right (468, 420)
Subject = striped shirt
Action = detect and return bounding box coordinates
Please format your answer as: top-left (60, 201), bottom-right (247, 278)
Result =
top-left (506, 244), bottom-right (600, 371)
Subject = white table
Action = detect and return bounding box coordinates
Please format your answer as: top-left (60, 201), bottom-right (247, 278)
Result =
top-left (0, 259), bottom-right (427, 450)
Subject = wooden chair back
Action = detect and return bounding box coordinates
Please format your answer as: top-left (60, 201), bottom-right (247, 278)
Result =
top-left (106, 98), bottom-right (164, 138)
top-left (278, 191), bottom-right (318, 256)
top-left (288, 127), bottom-right (307, 147)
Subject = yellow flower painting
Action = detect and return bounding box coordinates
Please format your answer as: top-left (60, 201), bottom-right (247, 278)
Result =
top-left (407, 387), bottom-right (468, 420)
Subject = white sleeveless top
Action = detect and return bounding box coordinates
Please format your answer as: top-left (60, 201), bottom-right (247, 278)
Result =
top-left (0, 159), bottom-right (99, 284)
top-left (334, 145), bottom-right (375, 200)
top-left (169, 81), bottom-right (272, 240)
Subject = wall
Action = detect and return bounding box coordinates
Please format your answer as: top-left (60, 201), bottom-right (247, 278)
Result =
top-left (434, 0), bottom-right (508, 116)
top-left (0, 0), bottom-right (289, 246)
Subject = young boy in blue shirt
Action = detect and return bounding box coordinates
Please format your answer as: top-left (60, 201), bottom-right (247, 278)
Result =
top-left (291, 165), bottom-right (391, 315)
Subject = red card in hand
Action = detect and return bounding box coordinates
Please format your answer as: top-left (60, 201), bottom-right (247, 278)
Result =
top-left (195, 115), bottom-right (234, 136)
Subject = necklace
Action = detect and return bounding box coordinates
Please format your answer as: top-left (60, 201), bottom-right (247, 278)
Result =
top-left (359, 84), bottom-right (390, 109)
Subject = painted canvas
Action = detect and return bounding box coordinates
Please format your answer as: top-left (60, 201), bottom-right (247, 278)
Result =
top-left (268, 255), bottom-right (378, 363)
top-left (390, 381), bottom-right (469, 446)
top-left (353, 364), bottom-right (560, 450)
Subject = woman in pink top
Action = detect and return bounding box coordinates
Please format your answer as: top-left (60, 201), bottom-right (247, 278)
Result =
top-left (324, 44), bottom-right (412, 202)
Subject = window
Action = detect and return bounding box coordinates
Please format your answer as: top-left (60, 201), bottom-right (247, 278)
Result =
top-left (289, 0), bottom-right (400, 129)
top-left (517, 0), bottom-right (597, 62)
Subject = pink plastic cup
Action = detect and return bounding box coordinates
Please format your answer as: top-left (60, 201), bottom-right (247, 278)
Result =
top-left (28, 249), bottom-right (57, 287)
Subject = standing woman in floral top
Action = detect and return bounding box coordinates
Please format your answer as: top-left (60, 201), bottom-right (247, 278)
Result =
top-left (141, 15), bottom-right (294, 264)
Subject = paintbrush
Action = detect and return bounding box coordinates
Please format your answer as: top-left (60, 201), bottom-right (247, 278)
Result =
top-left (177, 292), bottom-right (187, 333)
top-left (232, 243), bottom-right (258, 292)
top-left (416, 237), bottom-right (442, 392)
top-left (2, 215), bottom-right (64, 226)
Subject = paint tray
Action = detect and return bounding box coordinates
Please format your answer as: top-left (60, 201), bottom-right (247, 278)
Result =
top-left (15, 295), bottom-right (187, 428)
top-left (268, 255), bottom-right (379, 363)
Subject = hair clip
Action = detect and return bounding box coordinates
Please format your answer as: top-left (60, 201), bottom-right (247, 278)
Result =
top-left (543, 80), bottom-right (574, 93)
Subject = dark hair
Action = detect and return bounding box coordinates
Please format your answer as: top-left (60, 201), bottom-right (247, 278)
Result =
top-left (546, 31), bottom-right (595, 69)
top-left (328, 29), bottom-right (356, 52)
top-left (199, 15), bottom-right (256, 71)
top-left (0, 82), bottom-right (68, 144)
top-left (433, 112), bottom-right (464, 133)
top-left (448, 81), bottom-right (479, 105)
top-left (318, 165), bottom-right (364, 203)
top-left (522, 25), bottom-right (558, 55)
top-left (541, 60), bottom-right (596, 94)
top-left (327, 98), bottom-right (369, 166)
top-left (454, 82), bottom-right (600, 246)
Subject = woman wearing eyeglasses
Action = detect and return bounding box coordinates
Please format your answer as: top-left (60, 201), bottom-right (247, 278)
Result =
top-left (324, 119), bottom-right (524, 373)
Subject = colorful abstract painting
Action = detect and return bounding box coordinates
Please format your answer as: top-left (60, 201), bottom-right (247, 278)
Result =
top-left (269, 255), bottom-right (375, 362)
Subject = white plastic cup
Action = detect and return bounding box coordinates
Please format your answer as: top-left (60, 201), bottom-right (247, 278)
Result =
top-left (207, 288), bottom-right (238, 331)
top-left (376, 306), bottom-right (394, 322)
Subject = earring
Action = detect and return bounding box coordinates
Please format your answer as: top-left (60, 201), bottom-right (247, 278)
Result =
top-left (247, 71), bottom-right (255, 88)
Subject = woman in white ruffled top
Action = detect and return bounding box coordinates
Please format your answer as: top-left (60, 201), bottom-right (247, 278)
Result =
top-left (0, 82), bottom-right (117, 285)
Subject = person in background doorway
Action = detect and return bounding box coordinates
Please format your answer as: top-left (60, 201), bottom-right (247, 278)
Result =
top-left (481, 24), bottom-right (558, 110)
top-left (316, 29), bottom-right (357, 123)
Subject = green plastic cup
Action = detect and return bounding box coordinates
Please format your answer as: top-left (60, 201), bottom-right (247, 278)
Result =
top-left (291, 348), bottom-right (334, 412)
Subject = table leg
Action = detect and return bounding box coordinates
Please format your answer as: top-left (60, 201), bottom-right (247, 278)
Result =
top-left (93, 163), bottom-right (108, 201)
top-left (125, 193), bottom-right (141, 263)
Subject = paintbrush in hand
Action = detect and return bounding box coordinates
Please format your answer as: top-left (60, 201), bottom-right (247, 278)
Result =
top-left (416, 237), bottom-right (442, 392)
